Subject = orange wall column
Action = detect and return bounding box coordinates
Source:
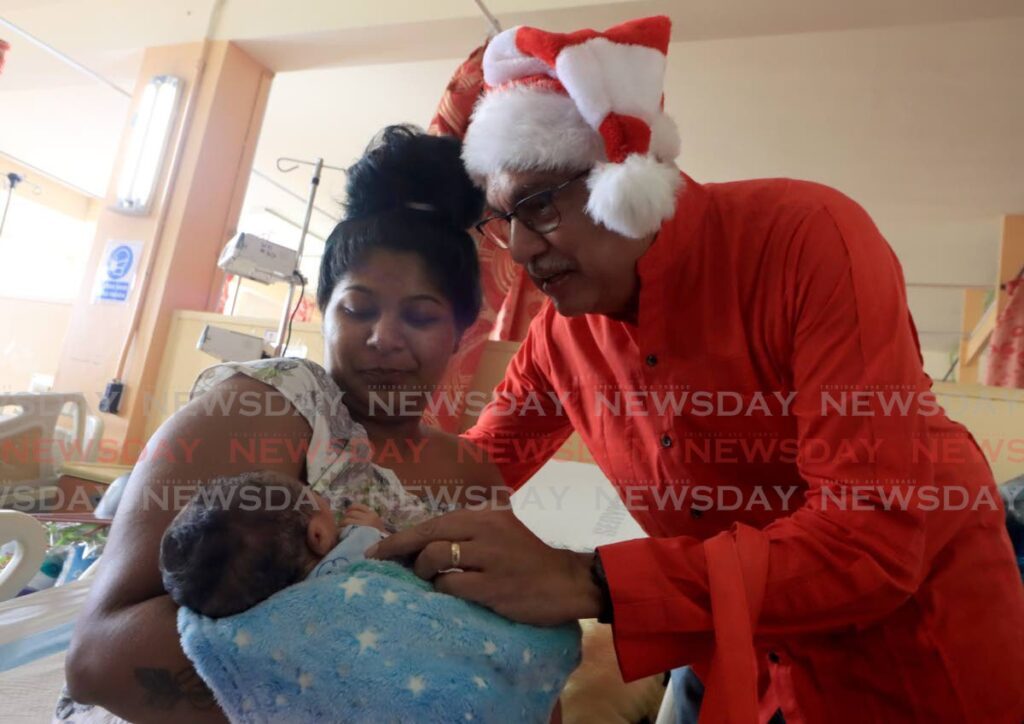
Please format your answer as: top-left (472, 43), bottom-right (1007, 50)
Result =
top-left (53, 41), bottom-right (272, 462)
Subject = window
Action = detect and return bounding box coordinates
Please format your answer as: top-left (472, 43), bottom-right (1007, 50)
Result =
top-left (0, 193), bottom-right (94, 303)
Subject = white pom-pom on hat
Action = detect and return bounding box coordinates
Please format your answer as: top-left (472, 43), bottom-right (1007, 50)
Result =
top-left (586, 154), bottom-right (682, 239)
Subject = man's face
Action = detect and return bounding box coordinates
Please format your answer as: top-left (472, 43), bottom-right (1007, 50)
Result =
top-left (484, 169), bottom-right (655, 318)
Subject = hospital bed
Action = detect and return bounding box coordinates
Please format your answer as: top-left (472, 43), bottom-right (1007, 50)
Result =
top-left (0, 392), bottom-right (104, 510)
top-left (0, 509), bottom-right (92, 721)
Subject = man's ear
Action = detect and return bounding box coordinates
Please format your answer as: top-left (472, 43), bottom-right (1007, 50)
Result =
top-left (306, 515), bottom-right (336, 557)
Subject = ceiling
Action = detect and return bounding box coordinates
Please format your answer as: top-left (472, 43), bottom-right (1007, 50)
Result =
top-left (4, 0), bottom-right (1024, 71)
top-left (4, 0), bottom-right (1022, 195)
top-left (0, 30), bottom-right (135, 195)
top-left (233, 0), bottom-right (1024, 72)
top-left (2, 0), bottom-right (1023, 363)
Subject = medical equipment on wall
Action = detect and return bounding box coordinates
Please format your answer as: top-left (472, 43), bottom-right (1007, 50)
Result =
top-left (202, 156), bottom-right (345, 361)
top-left (218, 232), bottom-right (300, 284)
top-left (270, 156), bottom-right (344, 356)
top-left (196, 324), bottom-right (268, 363)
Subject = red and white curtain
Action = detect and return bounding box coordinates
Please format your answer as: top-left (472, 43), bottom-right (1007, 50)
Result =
top-left (986, 278), bottom-right (1024, 388)
top-left (426, 44), bottom-right (548, 431)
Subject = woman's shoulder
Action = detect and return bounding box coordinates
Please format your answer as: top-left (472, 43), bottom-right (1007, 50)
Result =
top-left (190, 357), bottom-right (335, 399)
top-left (189, 358), bottom-right (370, 487)
top-left (191, 358), bottom-right (349, 426)
top-left (172, 364), bottom-right (315, 448)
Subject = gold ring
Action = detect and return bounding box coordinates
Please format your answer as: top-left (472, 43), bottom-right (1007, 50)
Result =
top-left (450, 541), bottom-right (461, 569)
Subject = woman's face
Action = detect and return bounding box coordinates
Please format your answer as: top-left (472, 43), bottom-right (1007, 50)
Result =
top-left (322, 249), bottom-right (459, 422)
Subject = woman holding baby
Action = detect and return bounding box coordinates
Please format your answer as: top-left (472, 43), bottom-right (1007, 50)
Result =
top-left (63, 126), bottom-right (508, 722)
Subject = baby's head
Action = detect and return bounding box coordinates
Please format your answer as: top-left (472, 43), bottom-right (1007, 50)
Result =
top-left (159, 472), bottom-right (339, 618)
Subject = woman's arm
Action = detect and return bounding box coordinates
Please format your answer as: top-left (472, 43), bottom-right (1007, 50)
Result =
top-left (65, 375), bottom-right (311, 722)
top-left (458, 322), bottom-right (575, 493)
top-left (418, 427), bottom-right (511, 508)
top-left (71, 595), bottom-right (221, 721)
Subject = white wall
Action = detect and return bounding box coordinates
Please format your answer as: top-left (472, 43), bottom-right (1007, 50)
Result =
top-left (0, 298), bottom-right (73, 392)
top-left (667, 18), bottom-right (1023, 362)
top-left (921, 349), bottom-right (955, 382)
top-left (239, 56), bottom-right (475, 284)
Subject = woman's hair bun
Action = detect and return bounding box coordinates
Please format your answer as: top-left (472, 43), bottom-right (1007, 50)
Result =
top-left (343, 124), bottom-right (484, 230)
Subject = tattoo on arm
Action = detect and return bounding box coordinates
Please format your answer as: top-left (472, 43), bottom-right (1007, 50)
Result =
top-left (134, 667), bottom-right (216, 711)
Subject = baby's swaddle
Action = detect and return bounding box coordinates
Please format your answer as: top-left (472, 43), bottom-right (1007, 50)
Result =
top-left (178, 527), bottom-right (581, 723)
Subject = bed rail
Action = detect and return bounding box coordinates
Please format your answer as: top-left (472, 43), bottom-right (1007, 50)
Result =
top-left (0, 511), bottom-right (48, 602)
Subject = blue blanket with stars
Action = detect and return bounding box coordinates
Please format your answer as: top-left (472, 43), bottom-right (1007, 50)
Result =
top-left (178, 532), bottom-right (581, 723)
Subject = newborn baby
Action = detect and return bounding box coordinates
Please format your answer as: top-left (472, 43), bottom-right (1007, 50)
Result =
top-left (166, 472), bottom-right (582, 724)
top-left (159, 471), bottom-right (387, 618)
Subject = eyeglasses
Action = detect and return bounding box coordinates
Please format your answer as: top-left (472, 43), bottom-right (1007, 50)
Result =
top-left (474, 170), bottom-right (588, 250)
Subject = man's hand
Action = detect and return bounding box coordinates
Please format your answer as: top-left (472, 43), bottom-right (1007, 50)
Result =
top-left (367, 509), bottom-right (601, 626)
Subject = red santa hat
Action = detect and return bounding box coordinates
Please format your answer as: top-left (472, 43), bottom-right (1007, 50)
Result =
top-left (462, 16), bottom-right (681, 239)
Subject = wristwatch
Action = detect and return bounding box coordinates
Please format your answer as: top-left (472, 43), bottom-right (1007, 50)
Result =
top-left (591, 551), bottom-right (614, 624)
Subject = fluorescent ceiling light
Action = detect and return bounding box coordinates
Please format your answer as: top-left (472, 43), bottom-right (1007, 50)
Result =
top-left (115, 75), bottom-right (181, 215)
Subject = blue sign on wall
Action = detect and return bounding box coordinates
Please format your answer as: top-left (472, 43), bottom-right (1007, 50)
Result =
top-left (92, 240), bottom-right (143, 304)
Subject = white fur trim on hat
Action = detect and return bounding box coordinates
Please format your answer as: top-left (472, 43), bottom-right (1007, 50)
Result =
top-left (462, 85), bottom-right (605, 178)
top-left (585, 154), bottom-right (682, 238)
top-left (482, 26), bottom-right (553, 86)
top-left (554, 37), bottom-right (667, 129)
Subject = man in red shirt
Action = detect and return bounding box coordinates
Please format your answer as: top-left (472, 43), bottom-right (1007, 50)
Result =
top-left (370, 16), bottom-right (1024, 722)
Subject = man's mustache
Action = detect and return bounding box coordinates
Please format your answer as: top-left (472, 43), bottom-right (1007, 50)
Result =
top-left (527, 258), bottom-right (577, 278)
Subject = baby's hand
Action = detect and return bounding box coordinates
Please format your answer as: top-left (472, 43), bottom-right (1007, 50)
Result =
top-left (342, 503), bottom-right (389, 533)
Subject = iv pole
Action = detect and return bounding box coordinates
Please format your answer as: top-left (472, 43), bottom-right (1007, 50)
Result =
top-left (272, 156), bottom-right (346, 356)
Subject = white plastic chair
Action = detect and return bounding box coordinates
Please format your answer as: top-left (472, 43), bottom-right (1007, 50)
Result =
top-left (0, 510), bottom-right (48, 602)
